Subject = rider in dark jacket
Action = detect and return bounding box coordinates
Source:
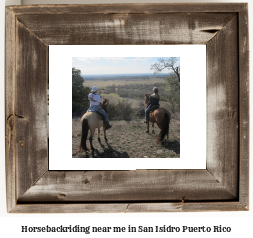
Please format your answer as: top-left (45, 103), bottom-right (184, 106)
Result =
top-left (144, 87), bottom-right (160, 123)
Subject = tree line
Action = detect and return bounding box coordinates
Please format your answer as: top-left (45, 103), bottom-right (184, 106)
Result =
top-left (100, 83), bottom-right (167, 100)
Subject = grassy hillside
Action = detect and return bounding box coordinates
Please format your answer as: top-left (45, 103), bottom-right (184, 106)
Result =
top-left (72, 118), bottom-right (180, 158)
top-left (84, 78), bottom-right (165, 88)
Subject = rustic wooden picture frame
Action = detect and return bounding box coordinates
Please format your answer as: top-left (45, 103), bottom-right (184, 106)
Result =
top-left (5, 3), bottom-right (249, 213)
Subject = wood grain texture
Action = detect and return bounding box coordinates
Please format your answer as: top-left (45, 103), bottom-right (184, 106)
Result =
top-left (16, 13), bottom-right (236, 45)
top-left (126, 202), bottom-right (248, 213)
top-left (18, 170), bottom-right (236, 202)
top-left (15, 20), bottom-right (48, 200)
top-left (206, 16), bottom-right (239, 198)
top-left (5, 3), bottom-right (249, 213)
top-left (10, 202), bottom-right (247, 213)
top-left (7, 3), bottom-right (246, 15)
top-left (5, 7), bottom-right (17, 212)
top-left (238, 4), bottom-right (249, 208)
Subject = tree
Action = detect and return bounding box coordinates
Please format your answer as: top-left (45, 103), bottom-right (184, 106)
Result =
top-left (150, 57), bottom-right (180, 82)
top-left (165, 74), bottom-right (180, 113)
top-left (72, 67), bottom-right (90, 116)
top-left (151, 58), bottom-right (180, 116)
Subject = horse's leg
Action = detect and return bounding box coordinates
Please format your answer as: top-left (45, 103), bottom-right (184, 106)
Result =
top-left (89, 128), bottom-right (95, 150)
top-left (167, 124), bottom-right (170, 140)
top-left (103, 125), bottom-right (107, 141)
top-left (79, 118), bottom-right (90, 152)
top-left (156, 130), bottom-right (162, 144)
top-left (78, 129), bottom-right (82, 152)
top-left (97, 128), bottom-right (101, 142)
top-left (156, 130), bottom-right (161, 139)
top-left (152, 123), bottom-right (155, 134)
top-left (145, 121), bottom-right (149, 133)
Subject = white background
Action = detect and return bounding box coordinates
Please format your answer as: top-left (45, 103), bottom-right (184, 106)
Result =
top-left (1, 0), bottom-right (252, 237)
top-left (49, 45), bottom-right (206, 170)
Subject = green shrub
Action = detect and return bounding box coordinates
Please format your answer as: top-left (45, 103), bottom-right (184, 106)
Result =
top-left (107, 104), bottom-right (118, 120)
top-left (165, 74), bottom-right (180, 113)
top-left (107, 100), bottom-right (134, 121)
top-left (115, 100), bottom-right (134, 121)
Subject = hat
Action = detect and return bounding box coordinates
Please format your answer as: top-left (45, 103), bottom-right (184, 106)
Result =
top-left (91, 86), bottom-right (98, 92)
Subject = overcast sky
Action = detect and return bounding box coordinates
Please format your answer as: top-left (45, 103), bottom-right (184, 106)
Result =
top-left (72, 57), bottom-right (180, 75)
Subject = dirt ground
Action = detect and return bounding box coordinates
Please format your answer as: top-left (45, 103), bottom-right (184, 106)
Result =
top-left (72, 118), bottom-right (180, 158)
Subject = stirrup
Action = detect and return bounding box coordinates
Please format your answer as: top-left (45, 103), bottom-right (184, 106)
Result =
top-left (144, 120), bottom-right (148, 123)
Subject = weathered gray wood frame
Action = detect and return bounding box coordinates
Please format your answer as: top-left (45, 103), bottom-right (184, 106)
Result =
top-left (5, 4), bottom-right (249, 213)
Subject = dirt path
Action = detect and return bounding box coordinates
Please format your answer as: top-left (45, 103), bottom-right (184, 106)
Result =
top-left (72, 118), bottom-right (180, 158)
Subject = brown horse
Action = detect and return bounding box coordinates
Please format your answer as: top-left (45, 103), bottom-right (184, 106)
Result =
top-left (144, 94), bottom-right (171, 143)
top-left (79, 98), bottom-right (109, 151)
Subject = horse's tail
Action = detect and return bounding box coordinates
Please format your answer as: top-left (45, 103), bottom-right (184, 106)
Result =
top-left (160, 112), bottom-right (170, 141)
top-left (80, 118), bottom-right (89, 151)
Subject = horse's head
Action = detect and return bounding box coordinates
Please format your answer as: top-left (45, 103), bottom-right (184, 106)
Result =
top-left (101, 98), bottom-right (109, 111)
top-left (144, 94), bottom-right (151, 109)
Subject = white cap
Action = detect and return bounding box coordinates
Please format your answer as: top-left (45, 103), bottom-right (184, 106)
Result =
top-left (91, 86), bottom-right (98, 92)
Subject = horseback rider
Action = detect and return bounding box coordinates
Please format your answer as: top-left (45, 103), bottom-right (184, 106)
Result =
top-left (87, 86), bottom-right (112, 130)
top-left (144, 87), bottom-right (160, 123)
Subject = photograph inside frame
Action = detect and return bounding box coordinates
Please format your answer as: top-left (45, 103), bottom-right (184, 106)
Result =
top-left (72, 57), bottom-right (180, 159)
top-left (49, 45), bottom-right (205, 170)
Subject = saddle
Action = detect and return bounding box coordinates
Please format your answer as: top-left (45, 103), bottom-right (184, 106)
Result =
top-left (149, 105), bottom-right (160, 114)
top-left (94, 111), bottom-right (105, 121)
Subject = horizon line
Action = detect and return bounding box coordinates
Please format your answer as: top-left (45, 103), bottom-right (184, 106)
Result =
top-left (81, 73), bottom-right (169, 76)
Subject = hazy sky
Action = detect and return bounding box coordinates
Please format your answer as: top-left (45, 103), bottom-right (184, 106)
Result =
top-left (72, 57), bottom-right (180, 75)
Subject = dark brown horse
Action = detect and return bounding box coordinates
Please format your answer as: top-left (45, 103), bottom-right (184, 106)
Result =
top-left (79, 98), bottom-right (109, 151)
top-left (144, 94), bottom-right (171, 143)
